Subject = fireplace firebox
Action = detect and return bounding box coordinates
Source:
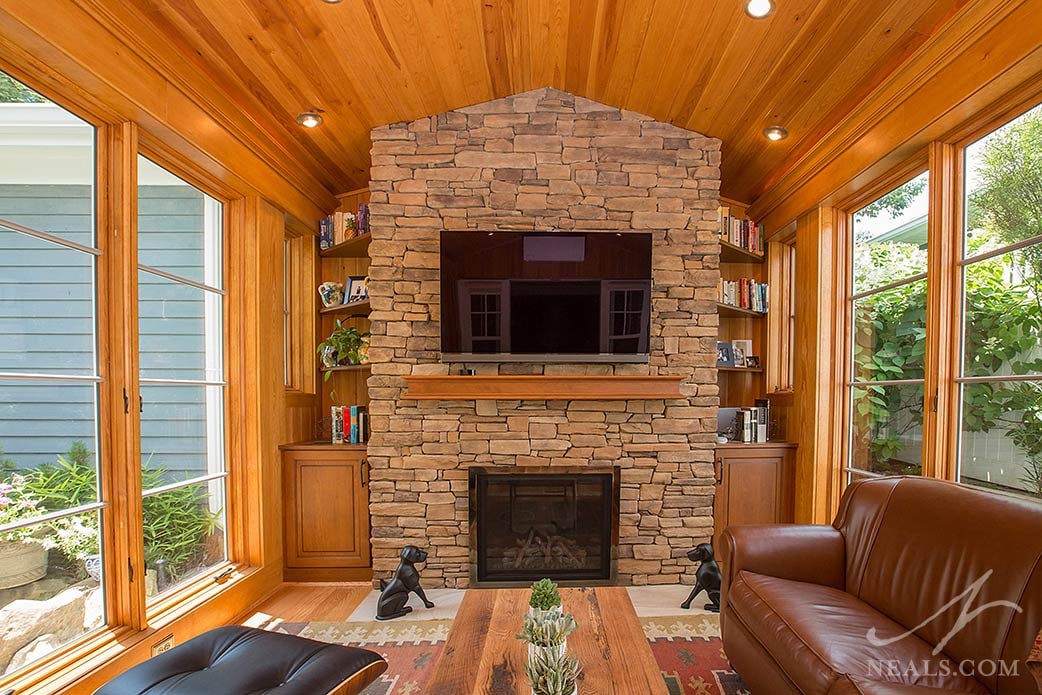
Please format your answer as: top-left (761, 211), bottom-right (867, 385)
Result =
top-left (470, 467), bottom-right (620, 584)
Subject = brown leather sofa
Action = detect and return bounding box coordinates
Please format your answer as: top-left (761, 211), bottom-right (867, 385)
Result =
top-left (720, 477), bottom-right (1042, 695)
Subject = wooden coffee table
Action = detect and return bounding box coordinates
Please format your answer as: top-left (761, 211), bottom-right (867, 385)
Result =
top-left (426, 586), bottom-right (669, 695)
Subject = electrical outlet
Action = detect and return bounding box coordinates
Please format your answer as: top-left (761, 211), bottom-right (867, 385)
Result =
top-left (151, 634), bottom-right (175, 657)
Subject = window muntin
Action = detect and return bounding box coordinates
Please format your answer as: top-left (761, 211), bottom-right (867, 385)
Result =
top-left (137, 155), bottom-right (227, 602)
top-left (0, 71), bottom-right (106, 675)
top-left (957, 103), bottom-right (1042, 500)
top-left (847, 172), bottom-right (929, 480)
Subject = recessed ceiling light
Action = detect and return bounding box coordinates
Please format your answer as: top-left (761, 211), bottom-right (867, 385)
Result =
top-left (745, 0), bottom-right (775, 19)
top-left (295, 111), bottom-right (324, 128)
top-left (763, 125), bottom-right (788, 141)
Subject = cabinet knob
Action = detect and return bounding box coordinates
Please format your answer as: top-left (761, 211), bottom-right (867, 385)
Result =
top-left (360, 458), bottom-right (369, 486)
top-left (714, 459), bottom-right (724, 486)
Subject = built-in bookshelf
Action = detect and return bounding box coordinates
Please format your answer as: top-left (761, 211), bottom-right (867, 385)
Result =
top-left (717, 199), bottom-right (768, 412)
top-left (316, 188), bottom-right (372, 441)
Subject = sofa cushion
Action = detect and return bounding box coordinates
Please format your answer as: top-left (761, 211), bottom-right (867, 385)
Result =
top-left (728, 571), bottom-right (990, 695)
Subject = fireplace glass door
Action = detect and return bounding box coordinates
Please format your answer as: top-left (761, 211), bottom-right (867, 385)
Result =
top-left (472, 470), bottom-right (616, 583)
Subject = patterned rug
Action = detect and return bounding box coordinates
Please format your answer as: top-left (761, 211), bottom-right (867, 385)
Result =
top-left (274, 611), bottom-right (748, 695)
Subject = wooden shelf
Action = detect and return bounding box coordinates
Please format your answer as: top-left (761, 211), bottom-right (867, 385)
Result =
top-left (321, 364), bottom-right (372, 374)
top-left (717, 302), bottom-right (766, 318)
top-left (280, 441), bottom-right (368, 451)
top-left (319, 234), bottom-right (372, 259)
top-left (319, 298), bottom-right (370, 316)
top-left (715, 441), bottom-right (797, 449)
top-left (719, 240), bottom-right (765, 264)
top-left (402, 375), bottom-right (686, 401)
top-left (718, 366), bottom-right (763, 373)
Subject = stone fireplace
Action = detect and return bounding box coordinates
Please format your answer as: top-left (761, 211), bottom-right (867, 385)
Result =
top-left (470, 467), bottom-right (619, 584)
top-left (366, 88), bottom-right (721, 588)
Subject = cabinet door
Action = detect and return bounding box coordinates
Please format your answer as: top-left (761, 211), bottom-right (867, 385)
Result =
top-left (284, 450), bottom-right (371, 569)
top-left (713, 446), bottom-right (795, 544)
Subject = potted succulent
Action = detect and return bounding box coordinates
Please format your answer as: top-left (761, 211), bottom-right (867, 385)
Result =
top-left (0, 474), bottom-right (48, 589)
top-left (528, 578), bottom-right (563, 618)
top-left (317, 320), bottom-right (371, 378)
top-left (517, 609), bottom-right (577, 660)
top-left (525, 645), bottom-right (582, 695)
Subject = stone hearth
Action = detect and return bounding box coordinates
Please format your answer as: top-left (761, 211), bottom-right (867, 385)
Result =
top-left (366, 87), bottom-right (721, 588)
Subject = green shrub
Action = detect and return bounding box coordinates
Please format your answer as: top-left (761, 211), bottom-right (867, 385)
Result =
top-left (19, 442), bottom-right (220, 576)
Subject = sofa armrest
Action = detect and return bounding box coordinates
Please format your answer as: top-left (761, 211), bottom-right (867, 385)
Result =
top-left (720, 524), bottom-right (846, 597)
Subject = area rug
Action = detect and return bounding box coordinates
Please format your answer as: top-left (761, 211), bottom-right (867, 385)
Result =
top-left (274, 608), bottom-right (748, 695)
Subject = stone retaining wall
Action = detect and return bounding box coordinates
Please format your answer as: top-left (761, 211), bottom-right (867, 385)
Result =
top-left (366, 88), bottom-right (721, 588)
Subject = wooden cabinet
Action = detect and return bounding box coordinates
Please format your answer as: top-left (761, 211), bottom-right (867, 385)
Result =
top-left (282, 443), bottom-right (372, 582)
top-left (713, 442), bottom-right (796, 545)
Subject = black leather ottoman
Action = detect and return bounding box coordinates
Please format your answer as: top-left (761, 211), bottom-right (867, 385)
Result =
top-left (94, 626), bottom-right (386, 695)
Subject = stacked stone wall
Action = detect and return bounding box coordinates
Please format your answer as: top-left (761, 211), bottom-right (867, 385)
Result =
top-left (367, 88), bottom-right (721, 587)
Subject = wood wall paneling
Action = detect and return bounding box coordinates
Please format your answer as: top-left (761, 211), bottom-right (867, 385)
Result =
top-left (792, 207), bottom-right (845, 524)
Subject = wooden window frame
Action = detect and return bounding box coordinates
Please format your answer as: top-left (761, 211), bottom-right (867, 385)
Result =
top-left (766, 232), bottom-right (797, 395)
top-left (282, 217), bottom-right (315, 395)
top-left (0, 82), bottom-right (263, 695)
top-left (830, 90), bottom-right (1042, 508)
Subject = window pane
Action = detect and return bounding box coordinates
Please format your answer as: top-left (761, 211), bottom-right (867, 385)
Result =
top-left (962, 244), bottom-right (1042, 378)
top-left (144, 478), bottom-right (226, 599)
top-left (141, 384), bottom-right (224, 487)
top-left (852, 172), bottom-right (929, 294)
top-left (0, 87), bottom-right (95, 248)
top-left (959, 381), bottom-right (1042, 500)
top-left (0, 390), bottom-right (99, 519)
top-left (849, 383), bottom-right (924, 476)
top-left (0, 509), bottom-right (105, 675)
top-left (964, 103), bottom-right (1042, 259)
top-left (852, 278), bottom-right (927, 381)
top-left (139, 270), bottom-right (223, 382)
top-left (138, 156), bottom-right (222, 288)
top-left (0, 230), bottom-right (95, 376)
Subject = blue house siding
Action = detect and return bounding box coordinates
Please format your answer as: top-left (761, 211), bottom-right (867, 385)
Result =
top-left (0, 184), bottom-right (212, 481)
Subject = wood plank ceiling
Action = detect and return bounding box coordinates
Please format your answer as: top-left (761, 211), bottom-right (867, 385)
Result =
top-left (98, 0), bottom-right (968, 206)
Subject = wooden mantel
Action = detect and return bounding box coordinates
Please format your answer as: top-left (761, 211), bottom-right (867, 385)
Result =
top-left (402, 375), bottom-right (686, 401)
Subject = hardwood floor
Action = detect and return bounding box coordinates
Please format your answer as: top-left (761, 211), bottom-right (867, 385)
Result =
top-left (239, 583), bottom-right (372, 627)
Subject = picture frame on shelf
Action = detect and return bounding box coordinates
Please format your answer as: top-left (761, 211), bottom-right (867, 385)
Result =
top-left (345, 275), bottom-right (369, 304)
top-left (731, 339), bottom-right (753, 368)
top-left (745, 355), bottom-right (761, 369)
top-left (716, 341), bottom-right (735, 367)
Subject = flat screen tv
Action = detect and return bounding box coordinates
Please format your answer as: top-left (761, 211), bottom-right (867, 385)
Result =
top-left (440, 231), bottom-right (652, 361)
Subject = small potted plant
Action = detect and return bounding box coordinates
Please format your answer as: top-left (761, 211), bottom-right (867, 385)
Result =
top-left (517, 610), bottom-right (577, 659)
top-left (529, 578), bottom-right (562, 617)
top-left (0, 474), bottom-right (49, 589)
top-left (525, 646), bottom-right (581, 695)
top-left (317, 320), bottom-right (371, 378)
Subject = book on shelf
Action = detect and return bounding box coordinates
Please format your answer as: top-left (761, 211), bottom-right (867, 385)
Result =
top-left (717, 206), bottom-right (765, 255)
top-left (718, 277), bottom-right (768, 312)
top-left (734, 404), bottom-right (770, 443)
top-left (319, 204), bottom-right (370, 249)
top-left (330, 405), bottom-right (369, 445)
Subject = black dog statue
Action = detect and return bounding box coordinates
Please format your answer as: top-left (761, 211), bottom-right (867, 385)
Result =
top-left (680, 542), bottom-right (722, 613)
top-left (376, 545), bottom-right (436, 621)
